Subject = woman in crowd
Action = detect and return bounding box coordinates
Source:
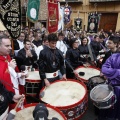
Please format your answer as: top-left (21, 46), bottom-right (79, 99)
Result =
top-left (65, 38), bottom-right (84, 78)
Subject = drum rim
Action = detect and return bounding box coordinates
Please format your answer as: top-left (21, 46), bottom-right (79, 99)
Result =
top-left (16, 103), bottom-right (67, 120)
top-left (88, 75), bottom-right (106, 83)
top-left (90, 84), bottom-right (114, 102)
top-left (40, 79), bottom-right (88, 109)
top-left (26, 79), bottom-right (41, 82)
top-left (75, 66), bottom-right (100, 82)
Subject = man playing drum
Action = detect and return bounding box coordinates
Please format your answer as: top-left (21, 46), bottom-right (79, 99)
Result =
top-left (99, 40), bottom-right (120, 120)
top-left (38, 33), bottom-right (66, 87)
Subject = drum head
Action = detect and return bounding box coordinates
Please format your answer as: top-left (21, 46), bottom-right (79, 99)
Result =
top-left (75, 66), bottom-right (100, 82)
top-left (25, 71), bottom-right (40, 80)
top-left (90, 76), bottom-right (105, 84)
top-left (15, 104), bottom-right (66, 120)
top-left (40, 80), bottom-right (87, 107)
top-left (90, 84), bottom-right (113, 102)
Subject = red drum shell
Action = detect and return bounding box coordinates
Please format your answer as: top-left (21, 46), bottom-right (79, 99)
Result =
top-left (16, 103), bottom-right (66, 120)
top-left (40, 79), bottom-right (88, 120)
top-left (25, 71), bottom-right (41, 96)
top-left (75, 66), bottom-right (100, 83)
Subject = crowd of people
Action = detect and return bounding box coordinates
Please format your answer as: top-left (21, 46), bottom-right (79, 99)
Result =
top-left (0, 26), bottom-right (120, 120)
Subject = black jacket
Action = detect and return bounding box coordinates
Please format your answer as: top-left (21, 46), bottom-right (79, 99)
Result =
top-left (66, 48), bottom-right (83, 69)
top-left (16, 48), bottom-right (37, 69)
top-left (90, 41), bottom-right (102, 56)
top-left (38, 47), bottom-right (66, 80)
top-left (0, 82), bottom-right (14, 115)
top-left (13, 40), bottom-right (20, 50)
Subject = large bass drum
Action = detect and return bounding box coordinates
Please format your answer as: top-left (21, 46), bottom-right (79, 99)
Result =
top-left (15, 103), bottom-right (66, 120)
top-left (25, 71), bottom-right (41, 96)
top-left (40, 79), bottom-right (88, 120)
top-left (75, 66), bottom-right (100, 83)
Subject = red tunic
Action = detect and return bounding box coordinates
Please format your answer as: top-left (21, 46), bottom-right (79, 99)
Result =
top-left (0, 55), bottom-right (26, 110)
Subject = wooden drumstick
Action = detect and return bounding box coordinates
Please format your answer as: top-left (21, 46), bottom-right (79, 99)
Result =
top-left (6, 97), bottom-right (24, 120)
top-left (40, 86), bottom-right (47, 98)
top-left (14, 97), bottom-right (24, 111)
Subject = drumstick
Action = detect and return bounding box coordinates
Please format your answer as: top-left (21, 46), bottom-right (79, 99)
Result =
top-left (14, 97), bottom-right (24, 111)
top-left (40, 86), bottom-right (47, 98)
top-left (6, 97), bottom-right (24, 120)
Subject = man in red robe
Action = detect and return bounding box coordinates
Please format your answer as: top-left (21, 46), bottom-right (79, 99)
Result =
top-left (0, 35), bottom-right (27, 110)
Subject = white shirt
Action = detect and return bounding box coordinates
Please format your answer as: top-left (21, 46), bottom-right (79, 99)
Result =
top-left (8, 65), bottom-right (26, 95)
top-left (14, 40), bottom-right (24, 56)
top-left (17, 40), bottom-right (24, 49)
top-left (56, 40), bottom-right (67, 56)
top-left (35, 45), bottom-right (44, 59)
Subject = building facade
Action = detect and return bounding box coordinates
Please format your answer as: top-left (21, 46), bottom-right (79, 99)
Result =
top-left (60, 0), bottom-right (120, 32)
top-left (21, 0), bottom-right (120, 32)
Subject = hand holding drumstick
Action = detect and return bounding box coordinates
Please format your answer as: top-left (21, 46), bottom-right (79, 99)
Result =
top-left (6, 94), bottom-right (25, 120)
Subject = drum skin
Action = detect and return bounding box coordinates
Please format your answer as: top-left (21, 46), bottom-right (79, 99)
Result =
top-left (25, 71), bottom-right (41, 96)
top-left (75, 66), bottom-right (100, 83)
top-left (15, 103), bottom-right (66, 120)
top-left (40, 79), bottom-right (88, 120)
top-left (88, 75), bottom-right (106, 90)
top-left (90, 84), bottom-right (116, 109)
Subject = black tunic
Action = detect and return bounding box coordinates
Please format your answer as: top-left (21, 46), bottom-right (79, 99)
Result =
top-left (65, 48), bottom-right (84, 78)
top-left (66, 48), bottom-right (83, 69)
top-left (78, 44), bottom-right (89, 55)
top-left (78, 44), bottom-right (96, 62)
top-left (16, 48), bottom-right (37, 69)
top-left (0, 82), bottom-right (14, 115)
top-left (90, 41), bottom-right (102, 56)
top-left (38, 47), bottom-right (66, 80)
top-left (32, 40), bottom-right (42, 47)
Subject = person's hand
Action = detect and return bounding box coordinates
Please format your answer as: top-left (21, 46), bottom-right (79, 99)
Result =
top-left (13, 94), bottom-right (25, 103)
top-left (100, 72), bottom-right (107, 80)
top-left (44, 79), bottom-right (50, 87)
top-left (21, 70), bottom-right (28, 78)
top-left (62, 74), bottom-right (67, 80)
top-left (100, 72), bottom-right (104, 77)
top-left (83, 63), bottom-right (90, 67)
top-left (73, 70), bottom-right (79, 78)
top-left (26, 50), bottom-right (33, 57)
top-left (9, 59), bottom-right (17, 69)
top-left (31, 43), bottom-right (34, 48)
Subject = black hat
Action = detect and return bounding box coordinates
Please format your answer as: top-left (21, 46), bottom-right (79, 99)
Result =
top-left (33, 103), bottom-right (49, 120)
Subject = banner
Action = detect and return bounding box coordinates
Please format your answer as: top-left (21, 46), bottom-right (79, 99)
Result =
top-left (27, 0), bottom-right (40, 22)
top-left (87, 13), bottom-right (99, 33)
top-left (58, 3), bottom-right (64, 32)
top-left (74, 18), bottom-right (82, 31)
top-left (0, 0), bottom-right (21, 39)
top-left (64, 5), bottom-right (72, 25)
top-left (48, 1), bottom-right (59, 33)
